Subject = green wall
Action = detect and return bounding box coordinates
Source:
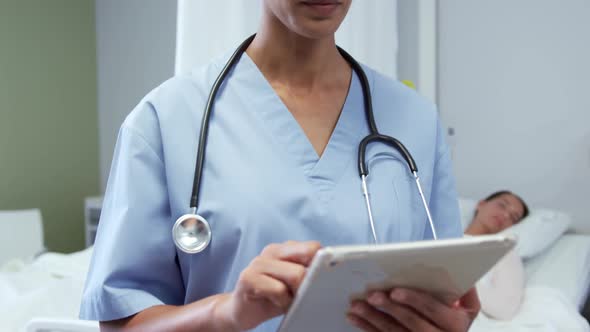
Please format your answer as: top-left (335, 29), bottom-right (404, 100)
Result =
top-left (0, 0), bottom-right (98, 253)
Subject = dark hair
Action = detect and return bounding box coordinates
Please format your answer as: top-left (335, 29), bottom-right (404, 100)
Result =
top-left (484, 190), bottom-right (530, 221)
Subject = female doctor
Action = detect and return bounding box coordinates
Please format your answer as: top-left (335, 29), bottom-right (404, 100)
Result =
top-left (81, 0), bottom-right (480, 331)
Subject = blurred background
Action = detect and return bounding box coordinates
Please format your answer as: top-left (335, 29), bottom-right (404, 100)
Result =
top-left (1, 1), bottom-right (590, 331)
top-left (1, 0), bottom-right (588, 255)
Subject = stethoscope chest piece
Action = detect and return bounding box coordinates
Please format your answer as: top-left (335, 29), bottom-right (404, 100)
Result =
top-left (172, 213), bottom-right (212, 253)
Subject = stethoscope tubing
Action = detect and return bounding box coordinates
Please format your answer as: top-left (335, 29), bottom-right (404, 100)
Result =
top-left (190, 35), bottom-right (257, 209)
top-left (176, 34), bottom-right (438, 254)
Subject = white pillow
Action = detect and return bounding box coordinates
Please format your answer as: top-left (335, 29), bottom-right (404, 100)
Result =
top-left (501, 209), bottom-right (571, 259)
top-left (458, 198), bottom-right (571, 259)
top-left (458, 198), bottom-right (477, 230)
top-left (0, 209), bottom-right (44, 266)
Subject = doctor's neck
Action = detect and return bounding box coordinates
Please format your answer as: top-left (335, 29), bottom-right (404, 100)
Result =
top-left (246, 4), bottom-right (351, 89)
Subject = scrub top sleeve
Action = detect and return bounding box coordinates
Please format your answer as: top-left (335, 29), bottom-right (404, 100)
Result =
top-left (80, 105), bottom-right (185, 321)
top-left (426, 119), bottom-right (463, 240)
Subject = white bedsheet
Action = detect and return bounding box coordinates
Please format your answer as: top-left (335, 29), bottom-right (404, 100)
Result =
top-left (469, 233), bottom-right (590, 331)
top-left (470, 286), bottom-right (589, 332)
top-left (0, 248), bottom-right (93, 332)
top-left (524, 234), bottom-right (590, 309)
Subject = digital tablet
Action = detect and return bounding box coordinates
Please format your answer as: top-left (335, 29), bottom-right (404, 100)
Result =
top-left (278, 234), bottom-right (516, 332)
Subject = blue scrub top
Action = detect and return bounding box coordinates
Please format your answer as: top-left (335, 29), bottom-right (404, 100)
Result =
top-left (80, 52), bottom-right (462, 331)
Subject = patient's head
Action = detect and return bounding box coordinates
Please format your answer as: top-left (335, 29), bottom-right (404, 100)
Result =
top-left (465, 191), bottom-right (529, 235)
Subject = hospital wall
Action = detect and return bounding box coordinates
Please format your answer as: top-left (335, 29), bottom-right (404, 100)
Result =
top-left (96, 0), bottom-right (177, 192)
top-left (396, 1), bottom-right (420, 87)
top-left (0, 0), bottom-right (99, 252)
top-left (437, 0), bottom-right (590, 233)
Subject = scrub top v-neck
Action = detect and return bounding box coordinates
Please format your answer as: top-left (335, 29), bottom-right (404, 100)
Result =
top-left (80, 51), bottom-right (462, 332)
top-left (235, 54), bottom-right (364, 201)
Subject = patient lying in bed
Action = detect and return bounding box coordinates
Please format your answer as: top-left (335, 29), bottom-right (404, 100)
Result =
top-left (463, 190), bottom-right (529, 321)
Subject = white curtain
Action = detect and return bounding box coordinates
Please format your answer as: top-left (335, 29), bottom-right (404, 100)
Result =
top-left (175, 0), bottom-right (398, 79)
top-left (336, 1), bottom-right (398, 79)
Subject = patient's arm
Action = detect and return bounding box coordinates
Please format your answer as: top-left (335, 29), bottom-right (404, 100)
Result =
top-left (476, 249), bottom-right (525, 320)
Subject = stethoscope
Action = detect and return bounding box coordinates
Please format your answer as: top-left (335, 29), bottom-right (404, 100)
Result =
top-left (172, 34), bottom-right (438, 254)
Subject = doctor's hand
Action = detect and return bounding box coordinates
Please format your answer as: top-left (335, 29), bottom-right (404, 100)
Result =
top-left (347, 287), bottom-right (480, 332)
top-left (215, 240), bottom-right (321, 332)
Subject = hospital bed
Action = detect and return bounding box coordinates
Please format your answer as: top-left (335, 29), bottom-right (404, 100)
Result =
top-left (1, 207), bottom-right (589, 332)
top-left (526, 234), bottom-right (590, 311)
top-left (459, 198), bottom-right (590, 332)
top-left (0, 209), bottom-right (99, 332)
top-left (466, 233), bottom-right (590, 331)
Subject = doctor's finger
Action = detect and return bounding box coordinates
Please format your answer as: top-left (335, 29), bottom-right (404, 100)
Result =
top-left (458, 288), bottom-right (481, 320)
top-left (389, 288), bottom-right (458, 330)
top-left (250, 256), bottom-right (307, 293)
top-left (240, 270), bottom-right (293, 309)
top-left (346, 314), bottom-right (380, 332)
top-left (261, 241), bottom-right (321, 266)
top-left (348, 301), bottom-right (407, 332)
top-left (376, 299), bottom-right (441, 332)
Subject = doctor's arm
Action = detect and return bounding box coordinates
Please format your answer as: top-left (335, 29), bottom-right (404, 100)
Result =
top-left (99, 295), bottom-right (230, 332)
top-left (99, 241), bottom-right (321, 332)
